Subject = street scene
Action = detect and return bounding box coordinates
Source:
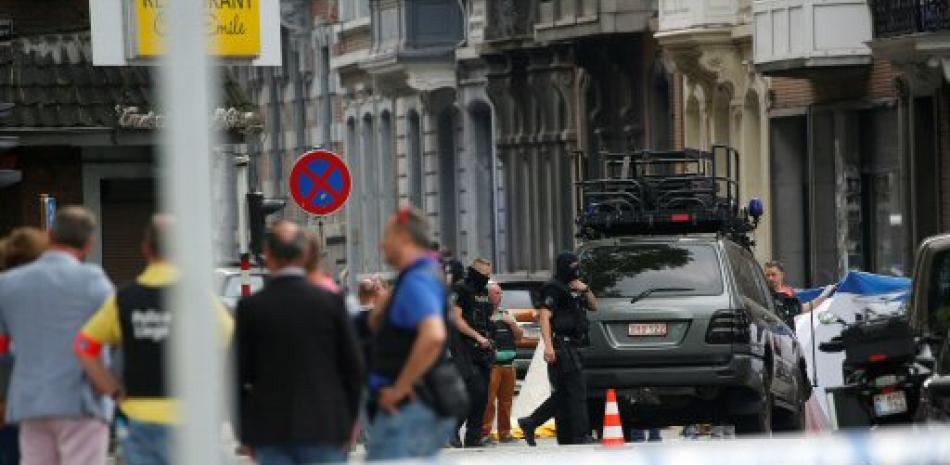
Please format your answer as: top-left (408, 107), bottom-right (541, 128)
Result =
top-left (1, 0), bottom-right (950, 464)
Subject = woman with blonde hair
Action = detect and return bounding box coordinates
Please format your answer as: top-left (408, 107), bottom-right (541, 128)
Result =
top-left (0, 226), bottom-right (48, 465)
top-left (0, 227), bottom-right (48, 271)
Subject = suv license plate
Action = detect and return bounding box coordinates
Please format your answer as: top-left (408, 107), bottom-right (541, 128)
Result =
top-left (629, 323), bottom-right (667, 337)
top-left (873, 390), bottom-right (908, 417)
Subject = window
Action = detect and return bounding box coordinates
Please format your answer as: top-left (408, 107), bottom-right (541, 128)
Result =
top-left (407, 111), bottom-right (424, 209)
top-left (927, 250), bottom-right (950, 336)
top-left (726, 244), bottom-right (771, 310)
top-left (580, 244), bottom-right (724, 299)
top-left (342, 0), bottom-right (370, 22)
top-left (500, 289), bottom-right (534, 311)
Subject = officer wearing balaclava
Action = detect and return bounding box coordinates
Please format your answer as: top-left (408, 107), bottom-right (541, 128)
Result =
top-left (450, 258), bottom-right (495, 447)
top-left (517, 251), bottom-right (598, 446)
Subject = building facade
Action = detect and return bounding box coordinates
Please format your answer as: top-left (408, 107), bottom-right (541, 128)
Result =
top-left (754, 0), bottom-right (928, 287)
top-left (867, 0), bottom-right (950, 245)
top-left (481, 0), bottom-right (674, 272)
top-left (325, 0), bottom-right (677, 277)
top-left (235, 1), bottom-right (716, 279)
top-left (656, 0), bottom-right (773, 262)
top-left (333, 0), bottom-right (494, 280)
top-left (232, 0), bottom-right (347, 272)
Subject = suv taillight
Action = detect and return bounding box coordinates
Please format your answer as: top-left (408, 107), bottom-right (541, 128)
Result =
top-left (706, 309), bottom-right (751, 344)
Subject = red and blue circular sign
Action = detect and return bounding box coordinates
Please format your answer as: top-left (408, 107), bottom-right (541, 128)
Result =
top-left (289, 149), bottom-right (352, 216)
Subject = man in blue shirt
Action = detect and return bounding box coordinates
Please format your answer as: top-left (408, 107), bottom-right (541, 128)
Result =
top-left (366, 208), bottom-right (457, 461)
top-left (0, 207), bottom-right (114, 465)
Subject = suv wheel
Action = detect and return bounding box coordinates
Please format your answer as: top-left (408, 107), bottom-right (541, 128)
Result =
top-left (732, 374), bottom-right (773, 435)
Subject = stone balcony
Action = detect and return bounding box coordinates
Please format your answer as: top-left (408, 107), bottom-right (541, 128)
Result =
top-left (753, 0), bottom-right (873, 76)
top-left (534, 0), bottom-right (656, 41)
top-left (358, 0), bottom-right (464, 93)
top-left (482, 0), bottom-right (655, 46)
top-left (658, 0), bottom-right (744, 32)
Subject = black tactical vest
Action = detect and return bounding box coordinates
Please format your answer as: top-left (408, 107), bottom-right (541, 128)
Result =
top-left (373, 261), bottom-right (451, 381)
top-left (453, 282), bottom-right (495, 340)
top-left (117, 283), bottom-right (171, 398)
top-left (545, 280), bottom-right (590, 346)
top-left (492, 318), bottom-right (517, 352)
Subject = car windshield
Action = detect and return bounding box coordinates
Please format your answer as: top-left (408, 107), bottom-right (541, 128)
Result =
top-left (580, 243), bottom-right (723, 298)
top-left (222, 275), bottom-right (266, 298)
top-left (501, 289), bottom-right (534, 310)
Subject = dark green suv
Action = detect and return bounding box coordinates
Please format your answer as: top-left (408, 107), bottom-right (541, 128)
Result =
top-left (579, 234), bottom-right (811, 435)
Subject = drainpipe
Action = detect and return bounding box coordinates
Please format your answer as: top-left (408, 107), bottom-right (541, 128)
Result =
top-left (456, 0), bottom-right (468, 48)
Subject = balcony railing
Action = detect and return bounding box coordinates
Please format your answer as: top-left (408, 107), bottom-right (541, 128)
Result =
top-left (869, 0), bottom-right (950, 38)
top-left (485, 0), bottom-right (537, 41)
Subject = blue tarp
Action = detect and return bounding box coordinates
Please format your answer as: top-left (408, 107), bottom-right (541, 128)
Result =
top-left (796, 271), bottom-right (911, 303)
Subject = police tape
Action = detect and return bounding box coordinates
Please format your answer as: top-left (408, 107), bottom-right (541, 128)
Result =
top-left (440, 427), bottom-right (950, 465)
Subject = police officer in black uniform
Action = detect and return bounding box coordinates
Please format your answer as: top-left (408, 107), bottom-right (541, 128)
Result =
top-left (518, 252), bottom-right (597, 446)
top-left (451, 258), bottom-right (495, 447)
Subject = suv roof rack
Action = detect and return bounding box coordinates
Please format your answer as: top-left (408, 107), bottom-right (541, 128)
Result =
top-left (574, 145), bottom-right (762, 248)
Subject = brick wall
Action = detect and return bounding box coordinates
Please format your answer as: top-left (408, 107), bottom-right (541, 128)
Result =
top-left (0, 146), bottom-right (83, 235)
top-left (336, 32), bottom-right (371, 56)
top-left (771, 59), bottom-right (897, 109)
top-left (313, 0), bottom-right (338, 21)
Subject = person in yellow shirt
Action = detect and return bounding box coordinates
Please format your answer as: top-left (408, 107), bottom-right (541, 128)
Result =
top-left (74, 214), bottom-right (233, 465)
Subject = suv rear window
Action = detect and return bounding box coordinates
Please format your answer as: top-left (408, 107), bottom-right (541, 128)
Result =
top-left (580, 244), bottom-right (724, 298)
top-left (501, 289), bottom-right (534, 310)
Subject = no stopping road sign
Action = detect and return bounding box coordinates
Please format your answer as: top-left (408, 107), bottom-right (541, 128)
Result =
top-left (288, 149), bottom-right (352, 216)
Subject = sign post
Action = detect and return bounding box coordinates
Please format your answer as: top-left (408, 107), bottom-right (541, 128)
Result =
top-left (39, 194), bottom-right (57, 230)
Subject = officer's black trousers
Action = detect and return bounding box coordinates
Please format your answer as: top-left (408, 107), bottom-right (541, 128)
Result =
top-left (525, 346), bottom-right (590, 445)
top-left (458, 361), bottom-right (491, 445)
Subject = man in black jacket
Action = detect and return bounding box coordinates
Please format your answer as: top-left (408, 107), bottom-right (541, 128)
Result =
top-left (518, 252), bottom-right (597, 446)
top-left (236, 220), bottom-right (365, 464)
top-left (451, 258), bottom-right (495, 447)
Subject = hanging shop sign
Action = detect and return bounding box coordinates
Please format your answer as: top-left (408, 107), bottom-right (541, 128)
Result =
top-left (127, 0), bottom-right (262, 59)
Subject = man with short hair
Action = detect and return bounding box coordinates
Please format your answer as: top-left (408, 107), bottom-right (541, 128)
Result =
top-left (764, 261), bottom-right (834, 327)
top-left (0, 206), bottom-right (114, 465)
top-left (451, 257), bottom-right (495, 447)
top-left (481, 283), bottom-right (523, 443)
top-left (75, 215), bottom-right (233, 465)
top-left (366, 208), bottom-right (459, 461)
top-left (237, 220), bottom-right (365, 464)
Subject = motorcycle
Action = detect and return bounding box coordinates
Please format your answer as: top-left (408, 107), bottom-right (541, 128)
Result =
top-left (818, 309), bottom-right (930, 425)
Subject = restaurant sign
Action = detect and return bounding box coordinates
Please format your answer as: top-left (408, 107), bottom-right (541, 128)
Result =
top-left (127, 0), bottom-right (261, 58)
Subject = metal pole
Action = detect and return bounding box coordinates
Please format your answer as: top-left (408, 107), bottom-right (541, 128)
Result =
top-left (160, 1), bottom-right (221, 464)
top-left (39, 194), bottom-right (48, 229)
top-left (807, 106), bottom-right (818, 388)
top-left (236, 154), bottom-right (252, 296)
top-left (236, 154), bottom-right (250, 255)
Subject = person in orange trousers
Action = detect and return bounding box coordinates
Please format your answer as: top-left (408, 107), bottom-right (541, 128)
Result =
top-left (482, 283), bottom-right (524, 442)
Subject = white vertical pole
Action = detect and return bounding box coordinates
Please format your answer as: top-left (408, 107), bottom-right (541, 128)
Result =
top-left (236, 154), bottom-right (251, 255)
top-left (160, 1), bottom-right (221, 464)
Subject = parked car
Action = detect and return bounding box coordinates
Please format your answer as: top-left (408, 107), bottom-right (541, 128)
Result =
top-left (579, 236), bottom-right (811, 435)
top-left (494, 274), bottom-right (546, 378)
top-left (214, 266), bottom-right (268, 310)
top-left (907, 234), bottom-right (950, 422)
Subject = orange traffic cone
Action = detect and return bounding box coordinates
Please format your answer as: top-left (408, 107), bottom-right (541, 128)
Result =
top-left (602, 389), bottom-right (625, 447)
